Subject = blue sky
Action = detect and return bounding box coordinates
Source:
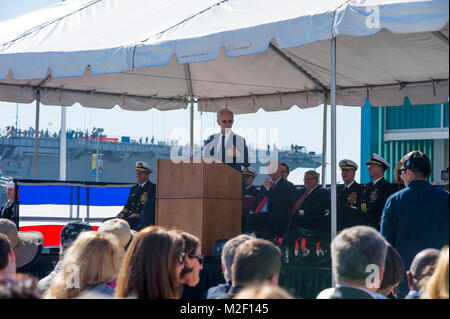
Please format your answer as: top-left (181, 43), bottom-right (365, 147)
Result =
top-left (0, 0), bottom-right (362, 184)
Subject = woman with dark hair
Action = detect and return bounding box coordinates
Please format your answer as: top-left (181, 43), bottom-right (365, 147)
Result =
top-left (179, 232), bottom-right (205, 299)
top-left (115, 226), bottom-right (185, 299)
top-left (377, 244), bottom-right (404, 299)
top-left (393, 161), bottom-right (406, 192)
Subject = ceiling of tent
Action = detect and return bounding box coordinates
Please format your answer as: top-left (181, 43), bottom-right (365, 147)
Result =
top-left (0, 0), bottom-right (448, 114)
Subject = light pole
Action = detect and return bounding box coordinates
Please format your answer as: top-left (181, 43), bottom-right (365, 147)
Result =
top-left (93, 127), bottom-right (104, 182)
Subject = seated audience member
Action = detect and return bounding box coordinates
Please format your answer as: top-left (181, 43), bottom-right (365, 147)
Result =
top-left (246, 160), bottom-right (293, 236)
top-left (422, 246), bottom-right (449, 299)
top-left (0, 182), bottom-right (16, 221)
top-left (0, 273), bottom-right (42, 299)
top-left (206, 234), bottom-right (254, 299)
top-left (45, 231), bottom-right (120, 299)
top-left (115, 226), bottom-right (185, 299)
top-left (0, 233), bottom-right (15, 279)
top-left (179, 232), bottom-right (204, 299)
top-left (38, 221), bottom-right (93, 292)
top-left (242, 167), bottom-right (259, 197)
top-left (289, 170), bottom-right (330, 260)
top-left (280, 163), bottom-right (295, 189)
top-left (316, 226), bottom-right (388, 299)
top-left (405, 248), bottom-right (440, 299)
top-left (234, 283), bottom-right (294, 299)
top-left (218, 238), bottom-right (282, 299)
top-left (98, 219), bottom-right (136, 272)
top-left (0, 218), bottom-right (43, 274)
top-left (377, 244), bottom-right (404, 299)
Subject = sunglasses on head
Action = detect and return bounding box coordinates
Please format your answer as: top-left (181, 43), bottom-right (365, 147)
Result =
top-left (221, 119), bottom-right (233, 124)
top-left (189, 253), bottom-right (204, 265)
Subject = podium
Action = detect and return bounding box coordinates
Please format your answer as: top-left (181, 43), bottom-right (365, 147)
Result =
top-left (156, 160), bottom-right (242, 255)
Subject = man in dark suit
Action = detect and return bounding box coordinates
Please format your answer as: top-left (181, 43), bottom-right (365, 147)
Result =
top-left (203, 108), bottom-right (249, 173)
top-left (0, 182), bottom-right (16, 221)
top-left (245, 160), bottom-right (293, 237)
top-left (316, 226), bottom-right (388, 299)
top-left (289, 170), bottom-right (330, 260)
top-left (381, 151), bottom-right (449, 299)
top-left (337, 159), bottom-right (365, 231)
top-left (359, 153), bottom-right (395, 231)
top-left (291, 170), bottom-right (330, 231)
top-left (117, 161), bottom-right (156, 230)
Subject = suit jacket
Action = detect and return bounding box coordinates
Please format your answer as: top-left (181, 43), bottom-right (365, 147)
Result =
top-left (294, 186), bottom-right (331, 230)
top-left (337, 181), bottom-right (365, 231)
top-left (203, 132), bottom-right (249, 172)
top-left (121, 181), bottom-right (156, 216)
top-left (359, 178), bottom-right (395, 230)
top-left (381, 180), bottom-right (449, 299)
top-left (250, 178), bottom-right (294, 231)
top-left (0, 200), bottom-right (14, 220)
top-left (324, 286), bottom-right (376, 299)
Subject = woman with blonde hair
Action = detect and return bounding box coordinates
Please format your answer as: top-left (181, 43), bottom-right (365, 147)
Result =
top-left (423, 246), bottom-right (449, 299)
top-left (115, 226), bottom-right (185, 299)
top-left (45, 231), bottom-right (120, 299)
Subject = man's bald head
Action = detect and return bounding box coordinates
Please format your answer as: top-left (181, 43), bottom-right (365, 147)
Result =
top-left (408, 248), bottom-right (441, 291)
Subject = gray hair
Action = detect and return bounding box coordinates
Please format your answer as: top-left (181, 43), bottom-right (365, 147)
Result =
top-left (305, 170), bottom-right (319, 180)
top-left (221, 234), bottom-right (254, 281)
top-left (331, 226), bottom-right (388, 286)
top-left (217, 108), bottom-right (234, 120)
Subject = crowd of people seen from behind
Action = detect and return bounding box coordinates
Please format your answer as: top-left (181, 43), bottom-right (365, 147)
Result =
top-left (0, 146), bottom-right (448, 299)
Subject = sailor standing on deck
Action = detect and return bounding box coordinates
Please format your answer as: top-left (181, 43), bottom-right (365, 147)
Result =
top-left (117, 161), bottom-right (156, 230)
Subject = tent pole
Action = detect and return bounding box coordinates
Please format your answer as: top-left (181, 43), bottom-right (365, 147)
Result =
top-left (330, 37), bottom-right (337, 286)
top-left (33, 89), bottom-right (40, 180)
top-left (60, 106), bottom-right (67, 181)
top-left (321, 103), bottom-right (327, 188)
top-left (184, 64), bottom-right (194, 160)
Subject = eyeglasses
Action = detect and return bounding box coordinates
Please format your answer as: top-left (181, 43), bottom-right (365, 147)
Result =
top-left (189, 254), bottom-right (204, 265)
top-left (221, 119), bottom-right (233, 124)
top-left (400, 167), bottom-right (408, 173)
top-left (179, 252), bottom-right (186, 265)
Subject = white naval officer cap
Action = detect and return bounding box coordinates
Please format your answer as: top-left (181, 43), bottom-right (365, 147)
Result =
top-left (242, 167), bottom-right (257, 177)
top-left (135, 161), bottom-right (153, 174)
top-left (339, 159), bottom-right (358, 171)
top-left (366, 153), bottom-right (390, 170)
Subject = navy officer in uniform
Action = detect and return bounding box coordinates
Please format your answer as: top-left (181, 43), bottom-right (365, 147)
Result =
top-left (117, 161), bottom-right (156, 230)
top-left (242, 167), bottom-right (259, 197)
top-left (359, 153), bottom-right (395, 231)
top-left (337, 159), bottom-right (365, 231)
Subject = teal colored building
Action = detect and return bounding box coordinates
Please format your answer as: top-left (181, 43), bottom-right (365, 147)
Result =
top-left (361, 100), bottom-right (449, 184)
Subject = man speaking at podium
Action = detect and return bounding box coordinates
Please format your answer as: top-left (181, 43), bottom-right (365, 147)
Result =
top-left (203, 108), bottom-right (249, 173)
top-left (117, 161), bottom-right (156, 230)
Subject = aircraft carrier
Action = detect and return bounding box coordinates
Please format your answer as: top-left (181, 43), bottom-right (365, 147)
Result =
top-left (0, 129), bottom-right (322, 201)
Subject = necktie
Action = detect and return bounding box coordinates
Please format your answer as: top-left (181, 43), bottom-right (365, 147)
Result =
top-left (221, 134), bottom-right (225, 163)
top-left (254, 182), bottom-right (274, 213)
top-left (294, 190), bottom-right (309, 211)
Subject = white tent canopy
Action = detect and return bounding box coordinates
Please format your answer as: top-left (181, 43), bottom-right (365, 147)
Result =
top-left (0, 0), bottom-right (448, 256)
top-left (0, 0), bottom-right (448, 113)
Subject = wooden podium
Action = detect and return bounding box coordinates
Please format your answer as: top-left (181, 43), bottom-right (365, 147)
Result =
top-left (155, 160), bottom-right (242, 255)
